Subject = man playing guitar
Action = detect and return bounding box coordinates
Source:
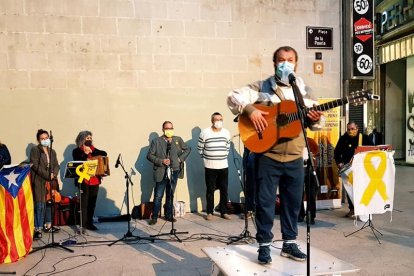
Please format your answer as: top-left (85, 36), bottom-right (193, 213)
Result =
top-left (227, 46), bottom-right (323, 264)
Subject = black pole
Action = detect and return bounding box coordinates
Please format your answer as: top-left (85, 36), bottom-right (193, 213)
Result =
top-left (289, 75), bottom-right (319, 276)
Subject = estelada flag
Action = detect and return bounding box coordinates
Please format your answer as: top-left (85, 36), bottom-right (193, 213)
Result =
top-left (0, 164), bottom-right (34, 264)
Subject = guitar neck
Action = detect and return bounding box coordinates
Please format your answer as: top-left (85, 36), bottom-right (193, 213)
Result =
top-left (307, 97), bottom-right (349, 113)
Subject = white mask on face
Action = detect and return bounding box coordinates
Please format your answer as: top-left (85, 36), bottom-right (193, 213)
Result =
top-left (275, 61), bottom-right (295, 84)
top-left (214, 121), bottom-right (223, 129)
top-left (40, 139), bottom-right (50, 147)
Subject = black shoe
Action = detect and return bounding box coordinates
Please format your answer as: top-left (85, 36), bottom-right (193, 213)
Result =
top-left (148, 219), bottom-right (157, 225)
top-left (310, 218), bottom-right (315, 225)
top-left (86, 224), bottom-right (98, 231)
top-left (257, 245), bottom-right (272, 264)
top-left (43, 226), bottom-right (60, 233)
top-left (281, 242), bottom-right (307, 261)
top-left (298, 216), bottom-right (304, 222)
top-left (33, 231), bottom-right (42, 240)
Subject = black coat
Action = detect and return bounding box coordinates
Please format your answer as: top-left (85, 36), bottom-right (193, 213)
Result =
top-left (334, 132), bottom-right (372, 165)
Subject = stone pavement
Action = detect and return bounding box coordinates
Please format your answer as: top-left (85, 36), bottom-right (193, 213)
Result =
top-left (1, 165), bottom-right (413, 276)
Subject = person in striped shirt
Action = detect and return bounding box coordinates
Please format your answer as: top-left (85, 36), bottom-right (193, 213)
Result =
top-left (198, 112), bottom-right (231, 221)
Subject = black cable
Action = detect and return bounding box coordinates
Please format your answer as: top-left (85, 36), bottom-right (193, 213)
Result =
top-left (35, 254), bottom-right (97, 276)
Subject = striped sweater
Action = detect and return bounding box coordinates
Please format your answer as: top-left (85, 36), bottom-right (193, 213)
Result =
top-left (198, 127), bottom-right (230, 169)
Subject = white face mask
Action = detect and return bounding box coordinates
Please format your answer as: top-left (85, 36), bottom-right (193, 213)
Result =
top-left (275, 61), bottom-right (295, 84)
top-left (40, 139), bottom-right (50, 147)
top-left (213, 121), bottom-right (223, 129)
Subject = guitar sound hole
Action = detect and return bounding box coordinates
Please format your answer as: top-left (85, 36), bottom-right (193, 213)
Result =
top-left (276, 114), bottom-right (289, 127)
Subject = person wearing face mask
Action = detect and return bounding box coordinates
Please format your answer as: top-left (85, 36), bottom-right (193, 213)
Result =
top-left (197, 112), bottom-right (231, 221)
top-left (334, 121), bottom-right (372, 218)
top-left (227, 46), bottom-right (323, 264)
top-left (72, 130), bottom-right (107, 231)
top-left (30, 129), bottom-right (60, 239)
top-left (147, 121), bottom-right (191, 225)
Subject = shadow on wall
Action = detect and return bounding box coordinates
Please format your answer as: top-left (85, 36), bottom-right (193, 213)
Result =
top-left (24, 143), bottom-right (36, 164)
top-left (59, 143), bottom-right (77, 197)
top-left (135, 132), bottom-right (159, 203)
top-left (185, 127), bottom-right (205, 212)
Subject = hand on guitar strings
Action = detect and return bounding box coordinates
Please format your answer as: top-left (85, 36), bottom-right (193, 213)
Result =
top-left (307, 105), bottom-right (323, 122)
top-left (249, 109), bottom-right (269, 133)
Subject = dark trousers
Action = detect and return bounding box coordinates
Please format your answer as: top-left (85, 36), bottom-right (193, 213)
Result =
top-left (243, 149), bottom-right (256, 212)
top-left (205, 167), bottom-right (228, 215)
top-left (152, 170), bottom-right (179, 220)
top-left (255, 156), bottom-right (304, 243)
top-left (80, 183), bottom-right (99, 227)
top-left (299, 166), bottom-right (317, 219)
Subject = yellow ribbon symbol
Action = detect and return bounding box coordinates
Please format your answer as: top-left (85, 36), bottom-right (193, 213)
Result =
top-left (360, 151), bottom-right (388, 206)
top-left (75, 160), bottom-right (98, 183)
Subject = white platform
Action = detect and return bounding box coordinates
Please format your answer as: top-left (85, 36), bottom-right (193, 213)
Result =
top-left (202, 241), bottom-right (359, 276)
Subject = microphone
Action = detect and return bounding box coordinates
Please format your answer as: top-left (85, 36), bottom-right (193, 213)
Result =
top-left (115, 153), bottom-right (121, 168)
top-left (288, 72), bottom-right (296, 84)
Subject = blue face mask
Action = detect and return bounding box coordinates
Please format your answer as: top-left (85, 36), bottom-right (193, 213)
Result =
top-left (275, 61), bottom-right (295, 84)
top-left (40, 139), bottom-right (50, 147)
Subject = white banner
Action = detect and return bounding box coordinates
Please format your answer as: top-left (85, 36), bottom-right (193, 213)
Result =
top-left (341, 150), bottom-right (395, 217)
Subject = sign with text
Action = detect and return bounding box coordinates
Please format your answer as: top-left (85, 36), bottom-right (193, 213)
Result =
top-left (352, 0), bottom-right (374, 79)
top-left (306, 27), bottom-right (333, 49)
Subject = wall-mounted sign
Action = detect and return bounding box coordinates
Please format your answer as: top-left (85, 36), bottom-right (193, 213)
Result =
top-left (351, 0), bottom-right (375, 79)
top-left (306, 27), bottom-right (333, 49)
top-left (378, 0), bottom-right (414, 37)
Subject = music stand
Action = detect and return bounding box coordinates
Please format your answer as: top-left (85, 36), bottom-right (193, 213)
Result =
top-left (64, 161), bottom-right (86, 235)
top-left (109, 154), bottom-right (154, 246)
top-left (345, 214), bottom-right (383, 244)
top-left (31, 132), bottom-right (73, 254)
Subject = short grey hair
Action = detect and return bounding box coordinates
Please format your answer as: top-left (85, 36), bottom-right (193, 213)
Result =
top-left (75, 130), bottom-right (92, 147)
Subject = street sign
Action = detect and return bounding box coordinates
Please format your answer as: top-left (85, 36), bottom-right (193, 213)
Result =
top-left (352, 0), bottom-right (374, 79)
top-left (306, 27), bottom-right (333, 49)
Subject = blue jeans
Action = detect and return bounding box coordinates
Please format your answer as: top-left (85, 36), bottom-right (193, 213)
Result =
top-left (35, 202), bottom-right (51, 229)
top-left (255, 155), bottom-right (304, 243)
top-left (243, 148), bottom-right (256, 212)
top-left (152, 169), bottom-right (179, 220)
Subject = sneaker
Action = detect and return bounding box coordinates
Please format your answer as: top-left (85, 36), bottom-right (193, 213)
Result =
top-left (221, 214), bottom-right (231, 220)
top-left (281, 242), bottom-right (307, 261)
top-left (33, 230), bottom-right (42, 240)
top-left (257, 245), bottom-right (272, 264)
top-left (148, 219), bottom-right (157, 225)
top-left (345, 210), bottom-right (355, 218)
top-left (205, 214), bottom-right (214, 221)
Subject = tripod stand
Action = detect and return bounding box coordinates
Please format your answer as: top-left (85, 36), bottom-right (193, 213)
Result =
top-left (31, 130), bottom-right (73, 254)
top-left (109, 154), bottom-right (154, 246)
top-left (344, 214), bottom-right (383, 244)
top-left (150, 143), bottom-right (188, 242)
top-left (228, 147), bottom-right (255, 245)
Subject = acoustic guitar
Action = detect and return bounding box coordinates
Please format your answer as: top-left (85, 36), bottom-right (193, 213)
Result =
top-left (238, 90), bottom-right (378, 153)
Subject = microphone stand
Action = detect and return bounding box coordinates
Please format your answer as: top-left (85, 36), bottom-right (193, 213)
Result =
top-left (109, 154), bottom-right (154, 246)
top-left (150, 142), bottom-right (188, 242)
top-left (227, 145), bottom-right (255, 245)
top-left (289, 75), bottom-right (319, 276)
top-left (31, 131), bottom-right (74, 254)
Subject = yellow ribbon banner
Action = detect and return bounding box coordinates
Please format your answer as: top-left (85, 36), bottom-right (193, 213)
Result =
top-left (360, 151), bottom-right (388, 206)
top-left (75, 160), bottom-right (98, 183)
